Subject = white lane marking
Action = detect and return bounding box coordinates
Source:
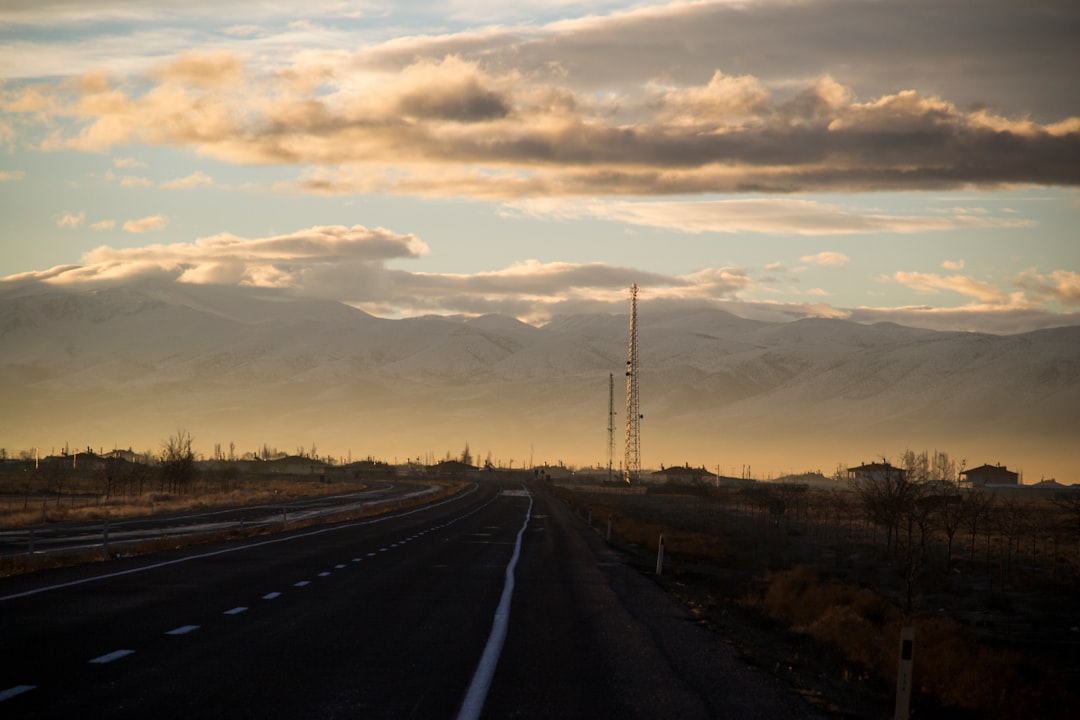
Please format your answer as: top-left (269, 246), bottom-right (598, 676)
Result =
top-left (89, 649), bottom-right (135, 664)
top-left (0, 685), bottom-right (36, 702)
top-left (351, 558), bottom-right (362, 563)
top-left (0, 484), bottom-right (484, 603)
top-left (224, 606), bottom-right (248, 615)
top-left (379, 548), bottom-right (388, 552)
top-left (456, 492), bottom-right (533, 720)
top-left (263, 592), bottom-right (281, 600)
top-left (366, 552), bottom-right (376, 557)
top-left (318, 572), bottom-right (331, 577)
top-left (165, 625), bottom-right (199, 636)
top-left (294, 581), bottom-right (311, 587)
top-left (335, 564), bottom-right (346, 569)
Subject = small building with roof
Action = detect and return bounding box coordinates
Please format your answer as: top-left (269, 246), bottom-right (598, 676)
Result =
top-left (961, 464), bottom-right (1019, 487)
top-left (847, 461), bottom-right (906, 483)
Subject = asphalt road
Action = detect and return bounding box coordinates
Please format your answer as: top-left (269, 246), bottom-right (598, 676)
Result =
top-left (0, 480), bottom-right (822, 719)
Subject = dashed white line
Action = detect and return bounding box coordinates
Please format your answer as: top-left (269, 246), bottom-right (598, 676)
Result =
top-left (351, 558), bottom-right (362, 563)
top-left (89, 649), bottom-right (135, 664)
top-left (0, 484), bottom-right (481, 604)
top-left (224, 606), bottom-right (248, 615)
top-left (366, 552), bottom-right (376, 557)
top-left (263, 592), bottom-right (281, 600)
top-left (335, 564), bottom-right (346, 569)
top-left (0, 685), bottom-right (36, 702)
top-left (165, 625), bottom-right (199, 636)
top-left (294, 580), bottom-right (311, 587)
top-left (318, 572), bottom-right (331, 577)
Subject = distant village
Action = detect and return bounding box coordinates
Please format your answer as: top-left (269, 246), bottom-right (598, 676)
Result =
top-left (3, 444), bottom-right (1075, 499)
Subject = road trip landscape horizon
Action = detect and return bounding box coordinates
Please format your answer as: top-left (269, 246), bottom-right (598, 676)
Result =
top-left (2, 1), bottom-right (1078, 482)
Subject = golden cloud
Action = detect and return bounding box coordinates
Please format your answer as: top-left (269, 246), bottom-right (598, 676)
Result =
top-left (5, 49), bottom-right (1078, 195)
top-left (122, 215), bottom-right (168, 233)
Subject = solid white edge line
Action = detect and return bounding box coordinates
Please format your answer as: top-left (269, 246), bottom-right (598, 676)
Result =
top-left (456, 492), bottom-right (533, 720)
top-left (0, 685), bottom-right (36, 702)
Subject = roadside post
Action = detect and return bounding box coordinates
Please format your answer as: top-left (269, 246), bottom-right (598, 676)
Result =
top-left (895, 625), bottom-right (914, 720)
top-left (655, 533), bottom-right (665, 576)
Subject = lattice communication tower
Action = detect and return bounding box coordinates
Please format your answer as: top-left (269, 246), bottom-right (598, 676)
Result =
top-left (624, 283), bottom-right (641, 483)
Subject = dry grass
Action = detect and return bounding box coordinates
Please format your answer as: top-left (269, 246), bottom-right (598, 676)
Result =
top-left (556, 485), bottom-right (1078, 720)
top-left (0, 477), bottom-right (368, 528)
top-left (1, 479), bottom-right (462, 578)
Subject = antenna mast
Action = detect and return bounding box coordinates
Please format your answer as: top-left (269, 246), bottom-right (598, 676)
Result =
top-left (624, 283), bottom-right (641, 483)
top-left (607, 372), bottom-right (615, 483)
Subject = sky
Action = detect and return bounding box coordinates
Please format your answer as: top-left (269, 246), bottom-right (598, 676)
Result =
top-left (2, 0), bottom-right (1079, 333)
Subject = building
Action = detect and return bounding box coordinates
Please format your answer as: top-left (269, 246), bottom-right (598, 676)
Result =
top-left (652, 464), bottom-right (718, 485)
top-left (961, 464), bottom-right (1019, 487)
top-left (847, 461), bottom-right (906, 483)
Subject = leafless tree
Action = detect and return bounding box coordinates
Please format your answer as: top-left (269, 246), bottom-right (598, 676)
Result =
top-left (160, 429), bottom-right (196, 494)
top-left (1050, 492), bottom-right (1080, 575)
top-left (964, 487), bottom-right (996, 563)
top-left (850, 457), bottom-right (922, 558)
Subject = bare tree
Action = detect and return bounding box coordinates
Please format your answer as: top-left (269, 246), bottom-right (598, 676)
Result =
top-left (850, 457), bottom-right (922, 558)
top-left (964, 487), bottom-right (996, 563)
top-left (160, 429), bottom-right (196, 495)
top-left (1050, 492), bottom-right (1080, 576)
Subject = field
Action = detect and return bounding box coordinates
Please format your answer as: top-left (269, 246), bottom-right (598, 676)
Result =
top-left (554, 479), bottom-right (1080, 719)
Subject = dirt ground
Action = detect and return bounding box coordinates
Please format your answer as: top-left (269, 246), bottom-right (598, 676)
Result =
top-left (559, 485), bottom-right (1080, 720)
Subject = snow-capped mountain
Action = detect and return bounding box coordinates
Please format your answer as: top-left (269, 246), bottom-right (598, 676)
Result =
top-left (2, 279), bottom-right (1077, 481)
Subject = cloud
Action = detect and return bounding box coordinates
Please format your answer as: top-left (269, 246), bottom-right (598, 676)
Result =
top-left (801, 252), bottom-right (849, 268)
top-left (6, 222), bottom-right (1077, 333)
top-left (161, 171), bottom-right (213, 189)
top-left (6, 35), bottom-right (1078, 197)
top-left (892, 271), bottom-right (1022, 307)
top-left (119, 175), bottom-right (153, 187)
top-left (0, 170), bottom-right (25, 181)
top-left (57, 211), bottom-right (85, 228)
top-left (1015, 270), bottom-right (1080, 307)
top-left (502, 198), bottom-right (1030, 235)
top-left (122, 215), bottom-right (168, 232)
top-left (113, 157), bottom-right (146, 169)
top-left (91, 219), bottom-right (116, 230)
top-left (941, 259), bottom-right (965, 270)
top-left (57, 224), bottom-right (429, 288)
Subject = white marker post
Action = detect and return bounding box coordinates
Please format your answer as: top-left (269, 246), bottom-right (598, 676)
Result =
top-left (895, 625), bottom-right (914, 720)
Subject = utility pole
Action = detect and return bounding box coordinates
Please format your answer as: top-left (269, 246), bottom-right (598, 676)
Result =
top-left (624, 283), bottom-right (641, 483)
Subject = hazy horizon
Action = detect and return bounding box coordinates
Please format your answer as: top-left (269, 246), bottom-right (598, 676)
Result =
top-left (2, 2), bottom-right (1077, 483)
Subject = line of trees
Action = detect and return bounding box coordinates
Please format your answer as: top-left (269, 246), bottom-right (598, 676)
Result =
top-left (671, 450), bottom-right (1080, 605)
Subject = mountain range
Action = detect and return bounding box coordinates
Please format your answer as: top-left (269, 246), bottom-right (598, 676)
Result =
top-left (2, 279), bottom-right (1077, 482)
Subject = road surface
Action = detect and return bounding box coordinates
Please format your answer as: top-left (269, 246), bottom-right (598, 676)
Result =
top-left (0, 479), bottom-right (822, 719)
top-left (0, 482), bottom-right (435, 558)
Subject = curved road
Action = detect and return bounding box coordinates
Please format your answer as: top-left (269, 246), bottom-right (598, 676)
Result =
top-left (0, 482), bottom-right (436, 558)
top-left (0, 479), bottom-right (823, 719)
